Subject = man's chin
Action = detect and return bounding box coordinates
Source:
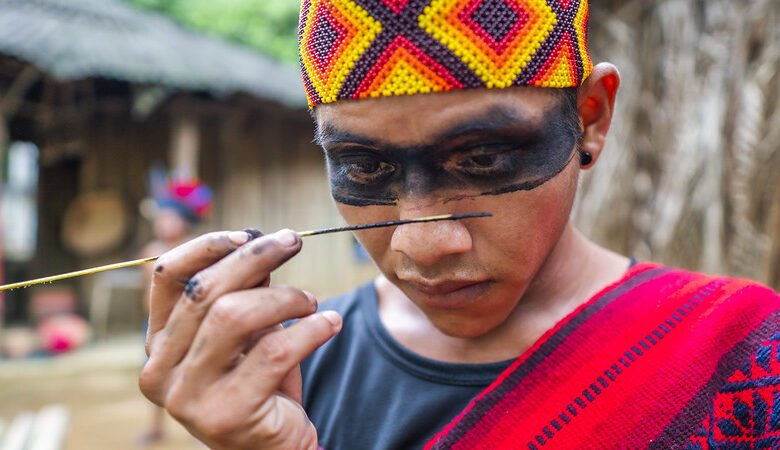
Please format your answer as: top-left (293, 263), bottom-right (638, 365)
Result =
top-left (401, 282), bottom-right (519, 338)
top-left (424, 310), bottom-right (508, 339)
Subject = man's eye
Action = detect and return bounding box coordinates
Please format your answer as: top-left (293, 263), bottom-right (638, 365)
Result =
top-left (345, 160), bottom-right (396, 184)
top-left (469, 154), bottom-right (499, 167)
top-left (457, 153), bottom-right (511, 176)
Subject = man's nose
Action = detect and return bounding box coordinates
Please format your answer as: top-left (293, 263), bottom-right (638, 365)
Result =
top-left (390, 205), bottom-right (473, 267)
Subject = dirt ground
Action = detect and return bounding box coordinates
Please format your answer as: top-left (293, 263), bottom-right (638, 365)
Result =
top-left (0, 335), bottom-right (202, 450)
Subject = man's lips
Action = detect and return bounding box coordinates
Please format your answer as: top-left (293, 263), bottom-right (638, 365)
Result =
top-left (398, 277), bottom-right (492, 309)
top-left (402, 278), bottom-right (487, 296)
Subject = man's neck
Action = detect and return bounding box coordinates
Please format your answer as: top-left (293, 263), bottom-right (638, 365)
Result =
top-left (375, 224), bottom-right (630, 364)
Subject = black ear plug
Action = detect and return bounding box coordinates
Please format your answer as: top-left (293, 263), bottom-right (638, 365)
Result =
top-left (579, 151), bottom-right (593, 166)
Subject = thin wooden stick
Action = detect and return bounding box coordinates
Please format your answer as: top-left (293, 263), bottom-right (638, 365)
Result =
top-left (0, 212), bottom-right (491, 292)
top-left (297, 212), bottom-right (491, 236)
top-left (0, 256), bottom-right (160, 292)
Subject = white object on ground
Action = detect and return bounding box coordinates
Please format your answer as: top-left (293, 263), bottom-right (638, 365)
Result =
top-left (0, 405), bottom-right (69, 450)
top-left (0, 411), bottom-right (34, 450)
top-left (28, 405), bottom-right (69, 450)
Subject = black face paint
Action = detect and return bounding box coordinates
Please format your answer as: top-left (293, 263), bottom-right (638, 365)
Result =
top-left (322, 102), bottom-right (579, 207)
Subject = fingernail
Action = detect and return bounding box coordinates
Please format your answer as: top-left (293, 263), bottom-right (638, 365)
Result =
top-left (302, 290), bottom-right (318, 308)
top-left (321, 311), bottom-right (342, 330)
top-left (243, 228), bottom-right (263, 240)
top-left (275, 229), bottom-right (299, 247)
top-left (228, 230), bottom-right (251, 246)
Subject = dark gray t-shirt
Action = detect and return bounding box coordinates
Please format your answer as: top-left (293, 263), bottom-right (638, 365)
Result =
top-left (300, 282), bottom-right (513, 450)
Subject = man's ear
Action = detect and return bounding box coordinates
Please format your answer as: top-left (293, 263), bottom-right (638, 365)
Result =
top-left (577, 63), bottom-right (620, 169)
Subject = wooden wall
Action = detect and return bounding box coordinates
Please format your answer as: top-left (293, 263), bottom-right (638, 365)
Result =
top-left (209, 104), bottom-right (378, 299)
top-left (34, 106), bottom-right (172, 274)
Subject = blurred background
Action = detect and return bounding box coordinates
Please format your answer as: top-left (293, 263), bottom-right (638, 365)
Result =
top-left (0, 0), bottom-right (777, 448)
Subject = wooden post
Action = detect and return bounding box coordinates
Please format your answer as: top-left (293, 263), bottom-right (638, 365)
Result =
top-left (0, 112), bottom-right (6, 305)
top-left (171, 115), bottom-right (200, 177)
top-left (0, 111), bottom-right (6, 164)
top-left (0, 64), bottom-right (41, 306)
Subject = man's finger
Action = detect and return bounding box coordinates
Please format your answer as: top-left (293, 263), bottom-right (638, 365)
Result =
top-left (177, 229), bottom-right (301, 306)
top-left (182, 286), bottom-right (318, 377)
top-left (146, 230), bottom-right (303, 374)
top-left (147, 230), bottom-right (255, 336)
top-left (228, 311), bottom-right (342, 398)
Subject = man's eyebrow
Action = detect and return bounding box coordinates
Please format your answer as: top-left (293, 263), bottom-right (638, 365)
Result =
top-left (314, 104), bottom-right (544, 148)
top-left (314, 123), bottom-right (380, 148)
top-left (433, 105), bottom-right (537, 142)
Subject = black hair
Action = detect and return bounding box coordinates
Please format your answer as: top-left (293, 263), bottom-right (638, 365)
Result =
top-left (556, 87), bottom-right (583, 146)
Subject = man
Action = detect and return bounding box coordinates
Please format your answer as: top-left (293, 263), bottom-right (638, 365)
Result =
top-left (139, 1), bottom-right (780, 449)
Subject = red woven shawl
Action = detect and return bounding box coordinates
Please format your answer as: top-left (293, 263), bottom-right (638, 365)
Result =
top-left (425, 263), bottom-right (780, 449)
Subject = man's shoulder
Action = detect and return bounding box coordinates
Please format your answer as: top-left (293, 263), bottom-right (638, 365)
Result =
top-left (656, 264), bottom-right (779, 305)
top-left (612, 262), bottom-right (780, 339)
top-left (623, 264), bottom-right (780, 348)
top-left (629, 262), bottom-right (779, 306)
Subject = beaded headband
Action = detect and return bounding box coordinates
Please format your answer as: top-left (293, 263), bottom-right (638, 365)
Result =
top-left (299, 0), bottom-right (592, 107)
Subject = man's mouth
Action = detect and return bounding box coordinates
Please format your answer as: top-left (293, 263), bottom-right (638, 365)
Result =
top-left (400, 277), bottom-right (492, 308)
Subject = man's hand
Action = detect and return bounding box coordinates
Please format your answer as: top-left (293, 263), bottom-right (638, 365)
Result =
top-left (139, 229), bottom-right (342, 450)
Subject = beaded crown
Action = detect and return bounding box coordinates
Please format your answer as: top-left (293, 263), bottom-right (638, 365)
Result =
top-left (298, 0), bottom-right (592, 107)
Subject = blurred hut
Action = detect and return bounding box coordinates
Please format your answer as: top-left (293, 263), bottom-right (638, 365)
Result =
top-left (577, 0), bottom-right (780, 291)
top-left (0, 0), bottom-right (376, 327)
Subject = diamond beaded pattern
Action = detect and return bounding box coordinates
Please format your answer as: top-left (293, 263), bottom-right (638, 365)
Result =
top-left (299, 0), bottom-right (592, 107)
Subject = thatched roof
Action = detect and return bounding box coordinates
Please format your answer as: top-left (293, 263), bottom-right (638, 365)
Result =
top-left (0, 0), bottom-right (306, 108)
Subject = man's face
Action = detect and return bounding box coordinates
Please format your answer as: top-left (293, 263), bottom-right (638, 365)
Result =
top-left (316, 87), bottom-right (582, 337)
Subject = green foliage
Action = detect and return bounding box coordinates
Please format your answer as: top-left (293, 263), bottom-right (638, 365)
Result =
top-left (126, 0), bottom-right (301, 65)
